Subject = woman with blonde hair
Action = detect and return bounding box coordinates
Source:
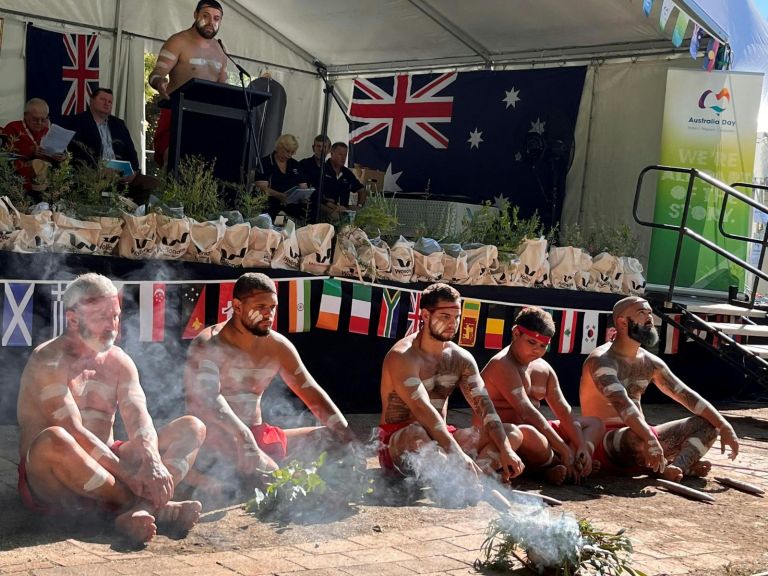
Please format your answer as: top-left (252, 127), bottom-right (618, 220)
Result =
top-left (255, 133), bottom-right (310, 221)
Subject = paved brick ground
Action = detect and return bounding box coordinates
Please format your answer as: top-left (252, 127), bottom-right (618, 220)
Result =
top-left (1, 406), bottom-right (767, 576)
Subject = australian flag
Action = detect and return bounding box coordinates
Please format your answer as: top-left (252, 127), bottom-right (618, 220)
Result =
top-left (25, 24), bottom-right (100, 122)
top-left (349, 67), bottom-right (586, 227)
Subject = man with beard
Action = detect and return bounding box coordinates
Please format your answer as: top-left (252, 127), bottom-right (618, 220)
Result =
top-left (183, 273), bottom-right (354, 497)
top-left (148, 0), bottom-right (227, 167)
top-left (17, 273), bottom-right (206, 544)
top-left (378, 283), bottom-right (525, 482)
top-left (580, 296), bottom-right (739, 481)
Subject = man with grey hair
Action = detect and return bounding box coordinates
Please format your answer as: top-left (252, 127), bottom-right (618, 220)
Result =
top-left (17, 273), bottom-right (206, 543)
top-left (580, 295), bottom-right (739, 481)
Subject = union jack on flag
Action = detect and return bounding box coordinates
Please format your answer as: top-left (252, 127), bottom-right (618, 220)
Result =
top-left (25, 25), bottom-right (100, 121)
top-left (405, 292), bottom-right (422, 336)
top-left (350, 72), bottom-right (456, 149)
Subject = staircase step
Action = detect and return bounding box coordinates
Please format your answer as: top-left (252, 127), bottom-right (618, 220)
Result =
top-left (707, 322), bottom-right (768, 337)
top-left (741, 345), bottom-right (768, 358)
top-left (685, 303), bottom-right (767, 318)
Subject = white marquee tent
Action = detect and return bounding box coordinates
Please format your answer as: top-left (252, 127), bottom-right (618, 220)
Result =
top-left (2, 0), bottom-right (768, 264)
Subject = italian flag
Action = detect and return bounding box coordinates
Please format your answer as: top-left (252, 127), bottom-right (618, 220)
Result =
top-left (349, 283), bottom-right (372, 335)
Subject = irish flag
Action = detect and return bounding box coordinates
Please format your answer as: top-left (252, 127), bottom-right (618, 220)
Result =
top-left (316, 279), bottom-right (342, 331)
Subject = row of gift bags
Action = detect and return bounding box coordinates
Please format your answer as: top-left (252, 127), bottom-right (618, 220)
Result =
top-left (0, 196), bottom-right (644, 295)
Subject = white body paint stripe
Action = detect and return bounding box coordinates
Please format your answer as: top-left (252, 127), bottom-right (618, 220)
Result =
top-left (326, 413), bottom-right (348, 427)
top-left (40, 384), bottom-right (68, 401)
top-left (51, 406), bottom-right (69, 420)
top-left (89, 445), bottom-right (108, 461)
top-left (620, 405), bottom-right (640, 419)
top-left (604, 383), bottom-right (625, 394)
top-left (159, 49), bottom-right (177, 61)
top-left (199, 360), bottom-right (219, 373)
top-left (483, 414), bottom-right (502, 425)
top-left (594, 366), bottom-right (618, 378)
top-left (167, 457), bottom-right (190, 478)
top-left (470, 387), bottom-right (488, 397)
top-left (693, 400), bottom-right (707, 415)
top-left (611, 428), bottom-right (626, 454)
top-left (687, 437), bottom-right (709, 456)
top-left (81, 408), bottom-right (112, 422)
top-left (83, 468), bottom-right (109, 491)
top-left (466, 374), bottom-right (481, 384)
top-left (404, 377), bottom-right (421, 388)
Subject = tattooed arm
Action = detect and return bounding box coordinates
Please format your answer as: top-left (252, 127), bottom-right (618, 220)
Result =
top-left (458, 350), bottom-right (524, 480)
top-left (651, 356), bottom-right (739, 459)
top-left (585, 354), bottom-right (666, 472)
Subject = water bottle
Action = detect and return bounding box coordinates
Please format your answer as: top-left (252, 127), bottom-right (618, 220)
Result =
top-left (348, 189), bottom-right (359, 207)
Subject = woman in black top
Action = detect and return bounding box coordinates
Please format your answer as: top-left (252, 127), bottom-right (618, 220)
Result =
top-left (255, 133), bottom-right (309, 221)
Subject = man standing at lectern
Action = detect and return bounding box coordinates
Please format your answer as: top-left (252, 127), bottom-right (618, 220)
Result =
top-left (149, 0), bottom-right (228, 167)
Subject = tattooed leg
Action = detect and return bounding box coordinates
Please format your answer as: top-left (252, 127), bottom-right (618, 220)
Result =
top-left (656, 417), bottom-right (717, 478)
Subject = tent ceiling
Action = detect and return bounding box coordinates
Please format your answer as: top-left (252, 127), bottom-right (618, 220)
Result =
top-left (237, 0), bottom-right (728, 75)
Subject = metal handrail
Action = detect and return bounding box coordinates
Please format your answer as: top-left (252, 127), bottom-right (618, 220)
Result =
top-left (633, 165), bottom-right (768, 301)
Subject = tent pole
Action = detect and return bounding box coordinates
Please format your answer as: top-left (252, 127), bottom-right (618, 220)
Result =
top-left (110, 0), bottom-right (123, 91)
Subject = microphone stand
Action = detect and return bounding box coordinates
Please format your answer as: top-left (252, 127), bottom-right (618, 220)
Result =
top-left (219, 39), bottom-right (264, 197)
top-left (314, 61), bottom-right (355, 224)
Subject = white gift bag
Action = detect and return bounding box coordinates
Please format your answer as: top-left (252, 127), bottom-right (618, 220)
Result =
top-left (549, 246), bottom-right (582, 290)
top-left (589, 252), bottom-right (617, 293)
top-left (576, 251), bottom-right (593, 290)
top-left (52, 213), bottom-right (101, 254)
top-left (462, 244), bottom-right (498, 286)
top-left (155, 215), bottom-right (191, 260)
top-left (383, 236), bottom-right (415, 283)
top-left (492, 254), bottom-right (518, 286)
top-left (14, 211), bottom-right (55, 253)
top-left (271, 220), bottom-right (301, 270)
top-left (184, 216), bottom-right (227, 263)
top-left (535, 258), bottom-right (551, 288)
top-left (241, 224), bottom-right (281, 268)
top-left (440, 243), bottom-right (468, 284)
top-left (0, 196), bottom-right (21, 250)
top-left (368, 236), bottom-right (391, 280)
top-left (620, 256), bottom-right (646, 295)
top-left (119, 212), bottom-right (157, 259)
top-left (297, 223), bottom-right (335, 275)
top-left (89, 216), bottom-right (123, 256)
top-left (412, 237), bottom-right (444, 282)
top-left (212, 222), bottom-right (251, 267)
top-left (512, 237), bottom-right (548, 287)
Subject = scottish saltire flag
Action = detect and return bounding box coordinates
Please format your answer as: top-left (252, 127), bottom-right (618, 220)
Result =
top-left (138, 282), bottom-right (165, 343)
top-left (218, 282), bottom-right (235, 323)
top-left (458, 299), bottom-right (481, 348)
top-left (349, 284), bottom-right (372, 335)
top-left (51, 281), bottom-right (69, 338)
top-left (25, 25), bottom-right (100, 121)
top-left (289, 280), bottom-right (311, 333)
top-left (405, 292), bottom-right (421, 336)
top-left (349, 67), bottom-right (585, 225)
top-left (316, 279), bottom-right (341, 331)
top-left (3, 283), bottom-right (34, 346)
top-left (377, 288), bottom-right (401, 338)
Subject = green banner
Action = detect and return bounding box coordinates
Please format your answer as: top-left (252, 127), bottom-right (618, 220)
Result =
top-left (648, 69), bottom-right (762, 292)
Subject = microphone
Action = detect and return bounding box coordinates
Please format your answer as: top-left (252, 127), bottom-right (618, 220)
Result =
top-left (218, 39), bottom-right (251, 79)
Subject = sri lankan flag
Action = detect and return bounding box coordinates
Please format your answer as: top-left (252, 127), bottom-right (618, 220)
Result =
top-left (377, 288), bottom-right (401, 338)
top-left (484, 304), bottom-right (505, 350)
top-left (458, 299), bottom-right (481, 347)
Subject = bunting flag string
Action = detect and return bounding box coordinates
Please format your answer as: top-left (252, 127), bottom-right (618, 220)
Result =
top-left (218, 282), bottom-right (235, 324)
top-left (458, 299), bottom-right (481, 347)
top-left (139, 282), bottom-right (166, 343)
top-left (483, 304), bottom-right (505, 350)
top-left (405, 292), bottom-right (421, 336)
top-left (316, 279), bottom-right (342, 331)
top-left (377, 288), bottom-right (401, 338)
top-left (289, 279), bottom-right (311, 333)
top-left (349, 283), bottom-right (372, 335)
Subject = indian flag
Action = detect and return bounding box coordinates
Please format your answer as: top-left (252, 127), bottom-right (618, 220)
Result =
top-left (289, 279), bottom-right (311, 333)
top-left (316, 278), bottom-right (342, 331)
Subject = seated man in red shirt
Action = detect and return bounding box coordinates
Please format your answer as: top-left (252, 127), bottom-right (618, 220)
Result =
top-left (2, 98), bottom-right (64, 198)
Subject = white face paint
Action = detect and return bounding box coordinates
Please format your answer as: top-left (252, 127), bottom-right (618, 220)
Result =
top-left (247, 309), bottom-right (263, 323)
top-left (83, 468), bottom-right (109, 491)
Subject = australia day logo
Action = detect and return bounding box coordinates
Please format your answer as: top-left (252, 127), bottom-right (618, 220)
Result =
top-left (697, 88), bottom-right (730, 115)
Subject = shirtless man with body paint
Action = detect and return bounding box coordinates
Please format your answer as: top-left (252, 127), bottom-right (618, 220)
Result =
top-left (183, 273), bottom-right (355, 495)
top-left (378, 283), bottom-right (525, 482)
top-left (148, 0), bottom-right (227, 167)
top-left (17, 273), bottom-right (205, 543)
top-left (580, 296), bottom-right (740, 481)
top-left (481, 307), bottom-right (604, 485)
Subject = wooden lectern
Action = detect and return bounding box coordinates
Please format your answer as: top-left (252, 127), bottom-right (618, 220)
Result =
top-left (161, 78), bottom-right (271, 187)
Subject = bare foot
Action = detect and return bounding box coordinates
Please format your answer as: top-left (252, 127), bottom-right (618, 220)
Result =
top-left (114, 509), bottom-right (157, 544)
top-left (687, 460), bottom-right (712, 478)
top-left (155, 500), bottom-right (202, 531)
top-left (661, 464), bottom-right (684, 482)
top-left (544, 464), bottom-right (568, 486)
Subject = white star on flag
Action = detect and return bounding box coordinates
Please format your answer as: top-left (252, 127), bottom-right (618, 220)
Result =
top-left (383, 162), bottom-right (403, 193)
top-left (503, 87), bottom-right (520, 108)
top-left (529, 118), bottom-right (546, 135)
top-left (515, 152), bottom-right (522, 161)
top-left (468, 128), bottom-right (483, 149)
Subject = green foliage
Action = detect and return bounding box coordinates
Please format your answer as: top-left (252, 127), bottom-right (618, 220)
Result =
top-left (227, 180), bottom-right (268, 221)
top-left (562, 221), bottom-right (639, 257)
top-left (459, 198), bottom-right (554, 254)
top-left (0, 142), bottom-right (27, 211)
top-left (40, 154), bottom-right (74, 208)
top-left (477, 516), bottom-right (647, 576)
top-left (158, 155), bottom-right (225, 221)
top-left (245, 453), bottom-right (328, 514)
top-left (351, 190), bottom-right (399, 237)
top-left (144, 52), bottom-right (158, 102)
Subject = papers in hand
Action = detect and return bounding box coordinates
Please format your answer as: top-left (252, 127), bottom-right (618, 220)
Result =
top-left (106, 159), bottom-right (135, 177)
top-left (39, 124), bottom-right (75, 156)
top-left (285, 186), bottom-right (314, 204)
